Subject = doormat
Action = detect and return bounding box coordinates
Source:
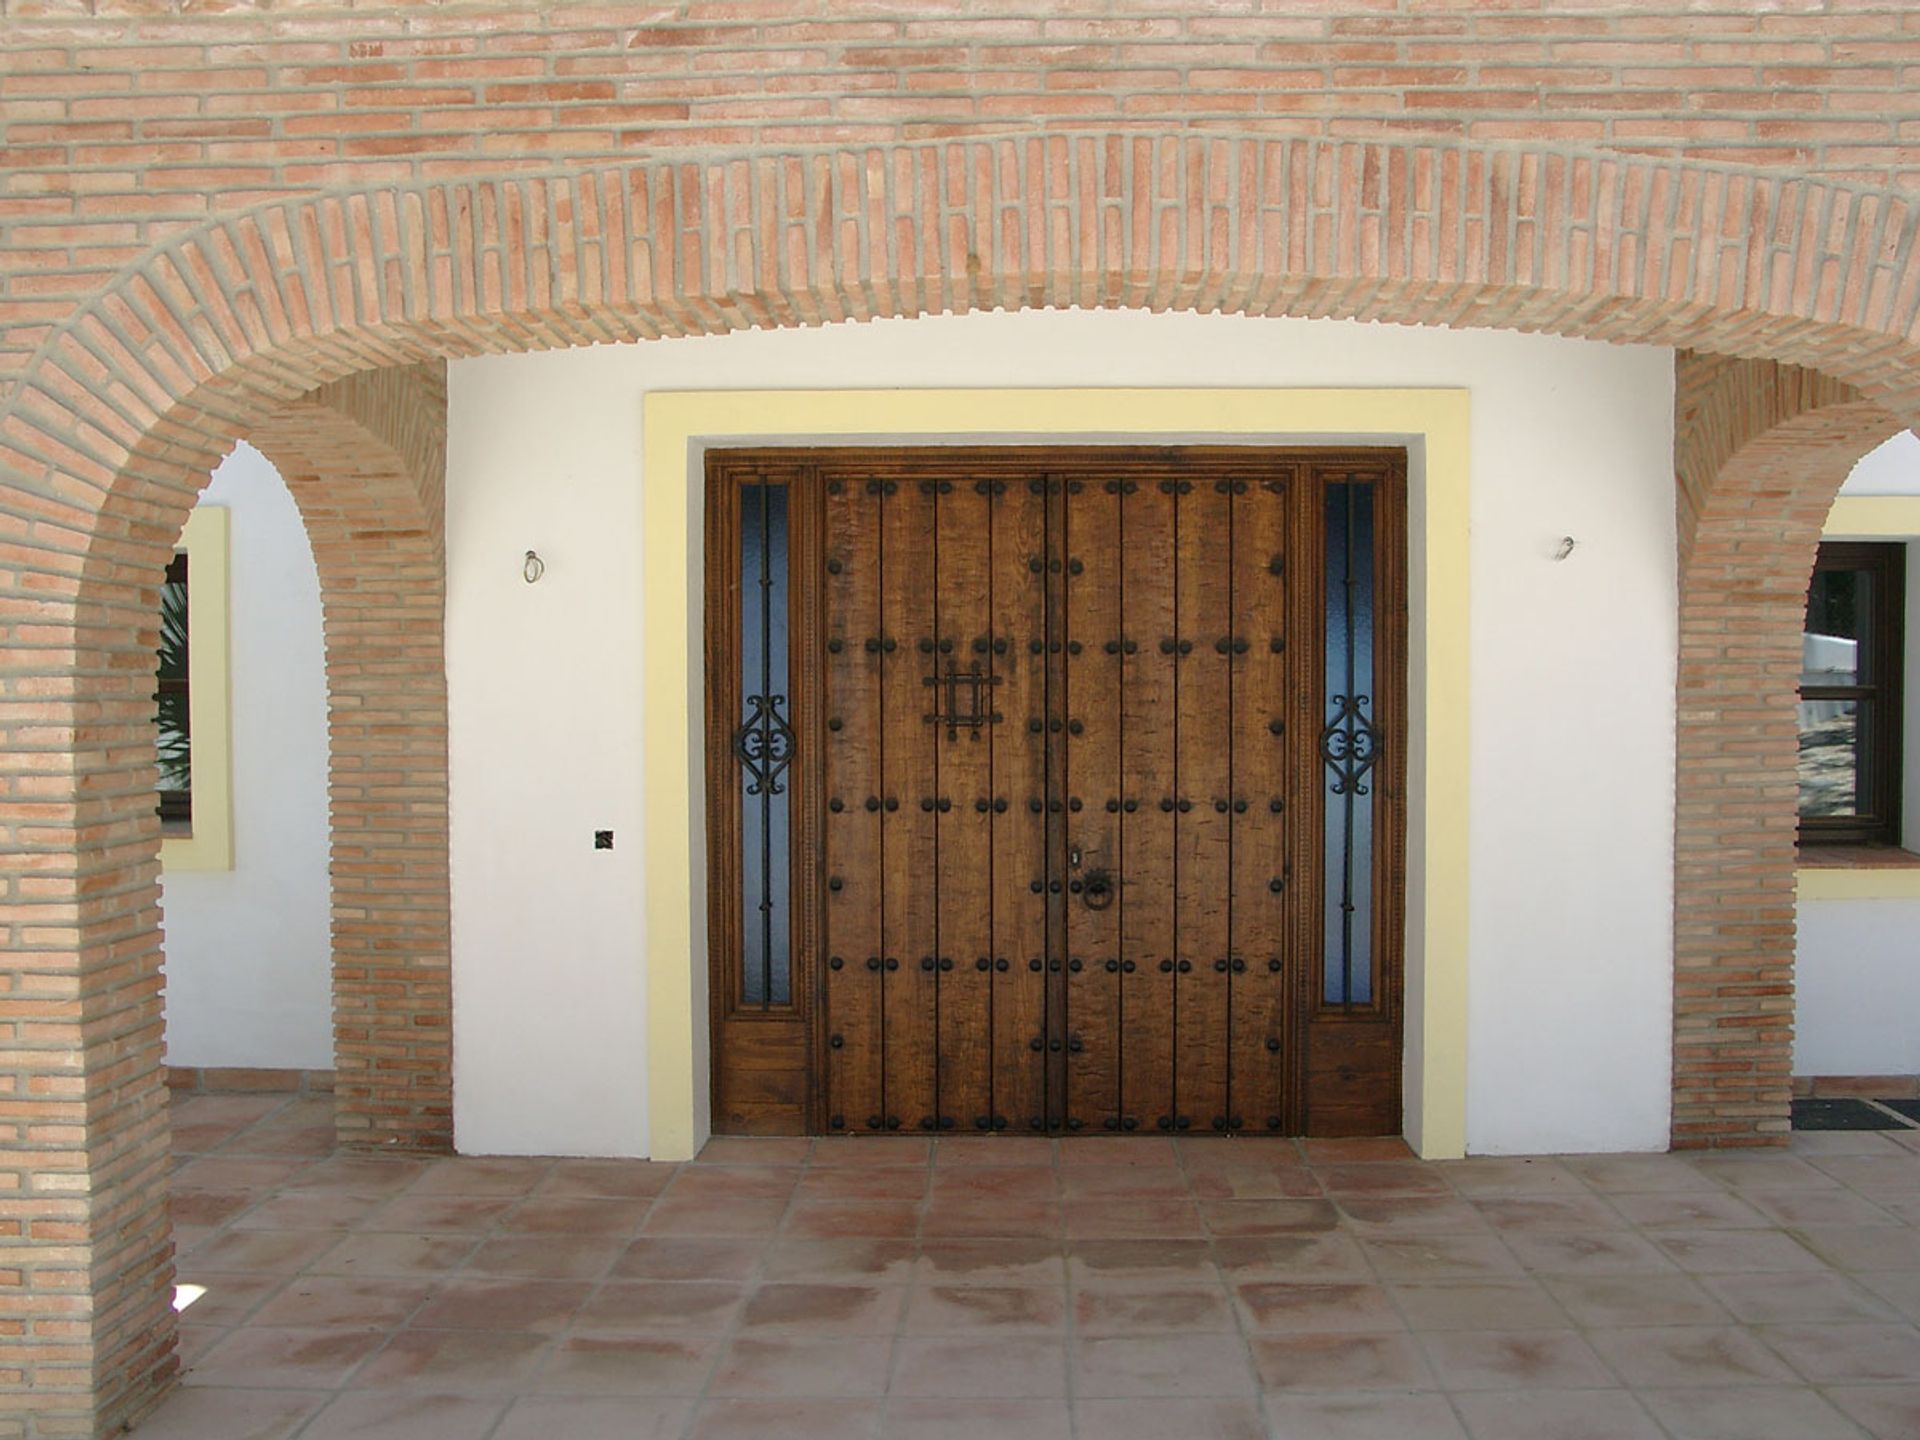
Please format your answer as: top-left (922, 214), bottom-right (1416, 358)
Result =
top-left (1880, 1097), bottom-right (1920, 1124)
top-left (1791, 1097), bottom-right (1905, 1131)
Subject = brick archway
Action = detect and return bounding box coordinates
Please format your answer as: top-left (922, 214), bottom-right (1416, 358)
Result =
top-left (244, 363), bottom-right (451, 1153)
top-left (1673, 354), bottom-right (1908, 1146)
top-left (6, 134), bottom-right (1920, 1435)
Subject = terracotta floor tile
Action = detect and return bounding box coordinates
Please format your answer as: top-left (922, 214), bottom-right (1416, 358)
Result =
top-left (1686, 1153), bottom-right (1840, 1194)
top-left (706, 1335), bottom-right (891, 1397)
top-left (170, 1157), bottom-right (316, 1193)
top-left (1803, 1154), bottom-right (1920, 1197)
top-left (312, 1232), bottom-right (479, 1278)
top-left (1201, 1198), bottom-right (1342, 1236)
top-left (498, 1197), bottom-right (652, 1237)
top-left (1539, 1274), bottom-right (1730, 1328)
top-left (1501, 1231), bottom-right (1677, 1277)
top-left (887, 1335), bottom-right (1069, 1396)
top-left (932, 1136), bottom-right (1058, 1168)
top-left (1059, 1198), bottom-right (1199, 1240)
top-left (351, 1330), bottom-right (551, 1394)
top-left (1234, 1281), bottom-right (1404, 1334)
top-left (1582, 1326), bottom-right (1799, 1388)
top-left (1647, 1227), bottom-right (1828, 1275)
top-left (1702, 1270), bottom-right (1900, 1324)
top-left (930, 1167), bottom-right (1061, 1203)
top-left (883, 1396), bottom-right (1071, 1438)
top-left (1360, 1234), bottom-right (1524, 1281)
top-left (1390, 1279), bottom-right (1569, 1332)
top-left (1064, 1237), bottom-right (1217, 1287)
top-left (1072, 1282), bottom-right (1237, 1334)
top-left (1758, 1321), bottom-right (1920, 1383)
top-left (611, 1237), bottom-right (766, 1283)
top-left (1792, 1224), bottom-right (1920, 1272)
top-left (663, 1168), bottom-right (801, 1205)
top-left (571, 1279), bottom-right (746, 1332)
top-left (1606, 1191), bottom-right (1767, 1230)
top-left (169, 1270), bottom-right (289, 1327)
top-left (1072, 1333), bottom-right (1260, 1396)
top-left (685, 1397), bottom-right (884, 1439)
top-left (1187, 1165), bottom-right (1323, 1200)
top-left (807, 1138), bottom-right (932, 1168)
top-left (1302, 1137), bottom-right (1415, 1164)
top-left (1416, 1329), bottom-right (1613, 1390)
top-left (1559, 1155), bottom-right (1722, 1195)
top-left (462, 1235), bottom-right (623, 1280)
top-left (488, 1395), bottom-right (694, 1440)
top-left (1825, 1384), bottom-right (1920, 1440)
top-left (1450, 1389), bottom-right (1662, 1440)
top-left (1249, 1331), bottom-right (1435, 1391)
top-left (1262, 1392), bottom-right (1469, 1439)
top-left (186, 1228), bottom-right (351, 1275)
top-left (695, 1137), bottom-right (814, 1166)
top-left (793, 1166), bottom-right (929, 1201)
top-left (405, 1278), bottom-right (593, 1333)
top-left (232, 1192), bottom-right (388, 1232)
top-left (1316, 1162), bottom-right (1454, 1198)
top-left (921, 1195), bottom-right (1064, 1238)
top-left (1073, 1396), bottom-right (1270, 1439)
top-left (249, 1276), bottom-right (435, 1329)
top-left (1335, 1195), bottom-right (1491, 1236)
top-left (737, 1281), bottom-right (906, 1332)
top-left (185, 1326), bottom-right (388, 1390)
top-left (777, 1199), bottom-right (916, 1240)
top-left (356, 1195), bottom-right (515, 1235)
top-left (282, 1157), bottom-right (430, 1200)
top-left (1861, 1268), bottom-right (1920, 1322)
top-left (170, 1189), bottom-right (258, 1228)
top-left (902, 1283), bottom-right (1066, 1333)
top-left (758, 1236), bottom-right (917, 1283)
top-left (403, 1159), bottom-right (554, 1198)
top-left (534, 1159), bottom-right (679, 1200)
top-left (916, 1237), bottom-right (1064, 1286)
top-left (119, 1385), bottom-right (327, 1440)
top-left (1057, 1138), bottom-right (1181, 1169)
top-left (296, 1391), bottom-right (506, 1439)
top-left (1436, 1158), bottom-right (1591, 1199)
top-left (1639, 1385), bottom-right (1866, 1440)
top-left (1743, 1188), bottom-right (1902, 1227)
top-left (1471, 1196), bottom-right (1629, 1234)
top-left (1058, 1164), bottom-right (1188, 1199)
top-left (533, 1333), bottom-right (720, 1395)
top-left (1211, 1232), bottom-right (1372, 1281)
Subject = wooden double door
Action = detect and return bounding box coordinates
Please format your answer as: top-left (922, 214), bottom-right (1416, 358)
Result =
top-left (707, 448), bottom-right (1405, 1138)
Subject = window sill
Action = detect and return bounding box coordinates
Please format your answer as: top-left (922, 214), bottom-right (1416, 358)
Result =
top-left (1797, 845), bottom-right (1920, 899)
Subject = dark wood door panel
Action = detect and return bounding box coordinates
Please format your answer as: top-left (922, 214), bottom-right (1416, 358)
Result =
top-left (708, 447), bottom-right (1407, 1142)
top-left (1174, 477), bottom-right (1234, 1135)
top-left (990, 476), bottom-right (1051, 1134)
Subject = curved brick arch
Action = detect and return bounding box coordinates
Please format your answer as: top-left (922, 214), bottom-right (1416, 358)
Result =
top-left (1671, 356), bottom-right (1906, 1146)
top-left (244, 364), bottom-right (451, 1153)
top-left (9, 132), bottom-right (1920, 1437)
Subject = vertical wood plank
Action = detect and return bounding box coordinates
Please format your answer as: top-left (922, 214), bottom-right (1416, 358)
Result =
top-left (822, 475), bottom-right (885, 1131)
top-left (933, 475), bottom-right (995, 1131)
top-left (1063, 475), bottom-right (1122, 1131)
top-left (1174, 473), bottom-right (1234, 1133)
top-left (881, 476), bottom-right (940, 1132)
top-left (991, 474), bottom-right (1052, 1133)
top-left (1230, 468), bottom-right (1294, 1134)
top-left (1119, 477), bottom-right (1177, 1134)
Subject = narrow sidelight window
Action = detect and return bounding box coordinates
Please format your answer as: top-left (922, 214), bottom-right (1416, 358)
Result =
top-left (1799, 540), bottom-right (1904, 846)
top-left (156, 550), bottom-right (192, 830)
top-left (1322, 477), bottom-right (1378, 1006)
top-left (737, 478), bottom-right (794, 1005)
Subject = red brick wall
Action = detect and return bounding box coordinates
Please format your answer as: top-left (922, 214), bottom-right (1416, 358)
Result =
top-left (247, 362), bottom-right (451, 1154)
top-left (3, 6), bottom-right (1920, 1435)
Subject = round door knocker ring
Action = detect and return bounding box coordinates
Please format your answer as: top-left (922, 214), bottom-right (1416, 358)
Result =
top-left (1081, 870), bottom-right (1116, 911)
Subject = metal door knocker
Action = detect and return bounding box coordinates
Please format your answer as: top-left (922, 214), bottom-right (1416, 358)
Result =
top-left (1081, 868), bottom-right (1116, 911)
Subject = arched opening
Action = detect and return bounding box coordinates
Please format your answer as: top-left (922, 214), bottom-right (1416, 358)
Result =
top-left (8, 134), bottom-right (1920, 1433)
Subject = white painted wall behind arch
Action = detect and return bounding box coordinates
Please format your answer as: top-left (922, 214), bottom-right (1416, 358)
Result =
top-left (446, 310), bottom-right (1679, 1158)
top-left (162, 441), bottom-right (333, 1070)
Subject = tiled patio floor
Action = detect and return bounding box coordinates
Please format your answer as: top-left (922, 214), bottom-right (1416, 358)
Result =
top-left (135, 1093), bottom-right (1920, 1439)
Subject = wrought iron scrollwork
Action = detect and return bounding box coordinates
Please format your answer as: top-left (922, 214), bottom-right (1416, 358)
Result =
top-left (734, 691), bottom-right (796, 796)
top-left (1320, 691), bottom-right (1380, 797)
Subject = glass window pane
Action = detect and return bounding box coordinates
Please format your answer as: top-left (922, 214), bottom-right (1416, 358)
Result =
top-left (739, 481), bottom-right (792, 1007)
top-left (1322, 479), bottom-right (1377, 1007)
top-left (156, 551), bottom-right (192, 826)
top-left (1798, 697), bottom-right (1860, 818)
top-left (1803, 567), bottom-right (1869, 687)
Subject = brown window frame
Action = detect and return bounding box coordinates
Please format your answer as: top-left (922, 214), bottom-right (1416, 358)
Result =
top-left (1799, 540), bottom-right (1905, 847)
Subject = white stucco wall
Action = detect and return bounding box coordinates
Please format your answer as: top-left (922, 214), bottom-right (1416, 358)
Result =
top-left (1796, 430), bottom-right (1920, 1079)
top-left (161, 442), bottom-right (333, 1070)
top-left (446, 310), bottom-right (1678, 1158)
